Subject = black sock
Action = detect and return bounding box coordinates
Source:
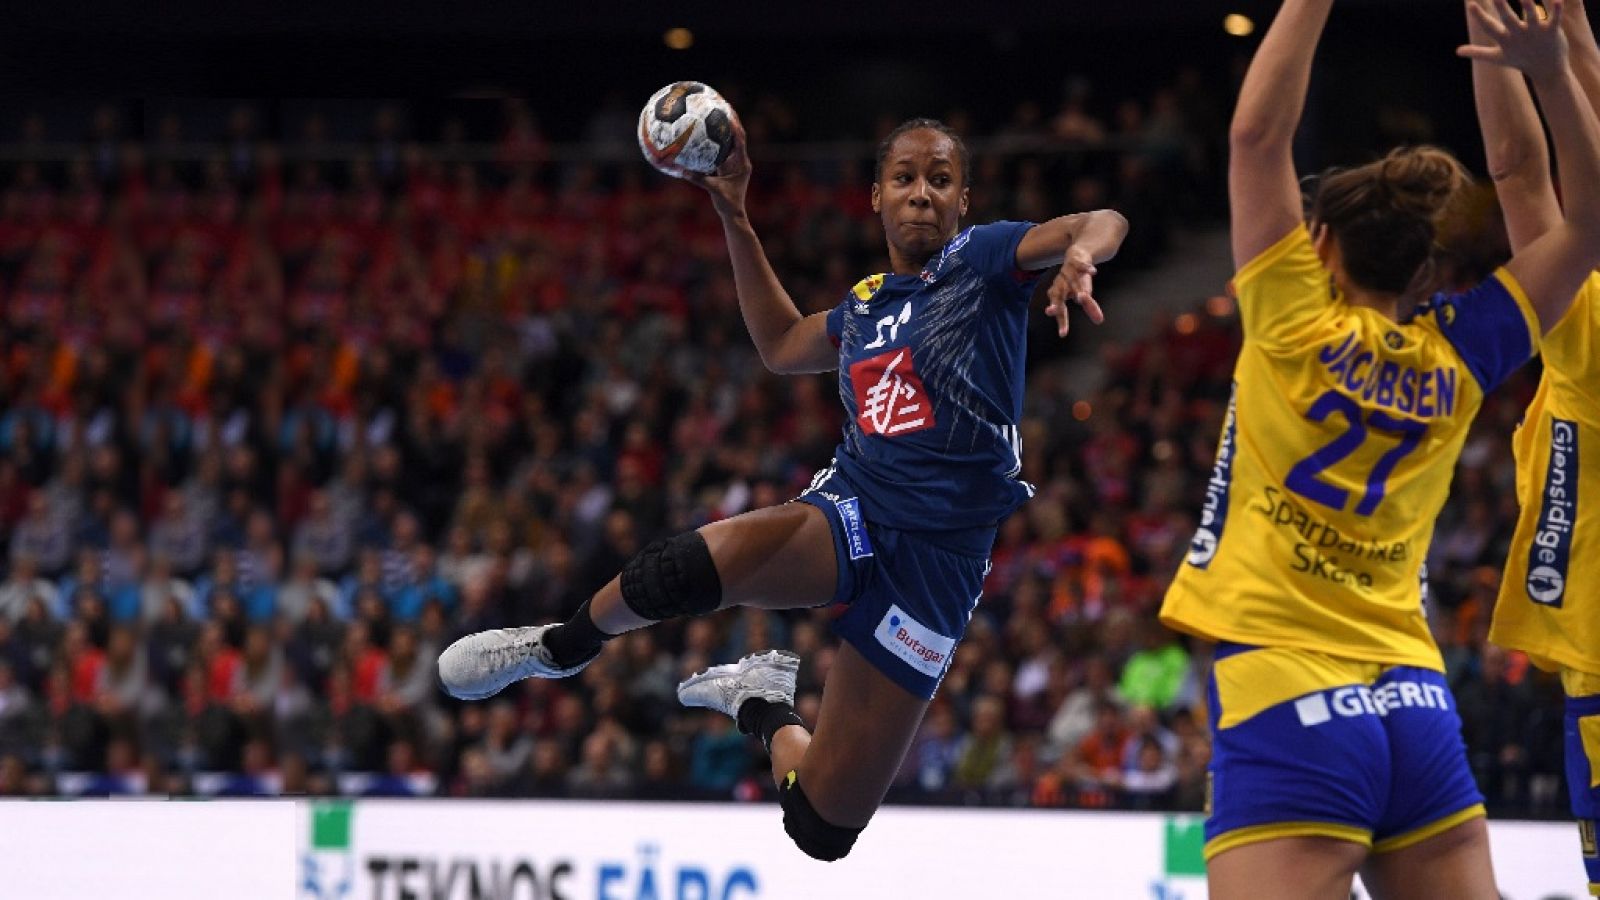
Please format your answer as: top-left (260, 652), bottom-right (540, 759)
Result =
top-left (736, 697), bottom-right (806, 755)
top-left (542, 599), bottom-right (615, 668)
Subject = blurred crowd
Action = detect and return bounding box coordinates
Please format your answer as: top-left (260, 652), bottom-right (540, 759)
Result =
top-left (0, 80), bottom-right (1570, 817)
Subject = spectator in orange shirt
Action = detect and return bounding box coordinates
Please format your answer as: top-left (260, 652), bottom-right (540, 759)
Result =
top-left (199, 622), bottom-right (241, 705)
top-left (62, 621), bottom-right (105, 706)
top-left (1067, 701), bottom-right (1127, 795)
top-left (344, 620), bottom-right (387, 705)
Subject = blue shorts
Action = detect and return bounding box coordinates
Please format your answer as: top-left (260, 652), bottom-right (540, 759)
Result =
top-left (1204, 643), bottom-right (1484, 861)
top-left (794, 470), bottom-right (993, 700)
top-left (1561, 669), bottom-right (1600, 893)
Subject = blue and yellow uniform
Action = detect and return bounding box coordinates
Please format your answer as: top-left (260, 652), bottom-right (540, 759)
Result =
top-left (1491, 274), bottom-right (1600, 894)
top-left (797, 221), bottom-right (1039, 700)
top-left (1161, 225), bottom-right (1540, 859)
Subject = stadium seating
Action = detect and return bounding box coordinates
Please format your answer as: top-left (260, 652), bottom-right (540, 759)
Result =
top-left (0, 90), bottom-right (1568, 817)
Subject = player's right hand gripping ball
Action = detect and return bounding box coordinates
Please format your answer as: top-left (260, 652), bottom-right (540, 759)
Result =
top-left (638, 81), bottom-right (738, 178)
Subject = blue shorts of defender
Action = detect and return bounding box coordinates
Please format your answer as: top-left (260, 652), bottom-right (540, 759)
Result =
top-left (1205, 643), bottom-right (1484, 861)
top-left (794, 473), bottom-right (992, 701)
top-left (1560, 669), bottom-right (1600, 895)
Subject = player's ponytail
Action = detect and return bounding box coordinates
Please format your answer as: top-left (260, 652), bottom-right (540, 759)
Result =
top-left (1310, 146), bottom-right (1470, 296)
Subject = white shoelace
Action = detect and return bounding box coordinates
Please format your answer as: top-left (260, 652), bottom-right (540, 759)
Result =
top-left (485, 638), bottom-right (541, 673)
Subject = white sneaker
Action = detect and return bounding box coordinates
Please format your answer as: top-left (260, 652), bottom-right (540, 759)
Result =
top-left (437, 625), bottom-right (596, 701)
top-left (677, 650), bottom-right (800, 719)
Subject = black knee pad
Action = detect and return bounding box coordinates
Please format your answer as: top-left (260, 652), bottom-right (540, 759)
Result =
top-left (619, 532), bottom-right (723, 621)
top-left (778, 772), bottom-right (862, 862)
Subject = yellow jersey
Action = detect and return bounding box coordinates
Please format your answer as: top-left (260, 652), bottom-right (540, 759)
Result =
top-left (1491, 274), bottom-right (1600, 675)
top-left (1162, 226), bottom-right (1540, 670)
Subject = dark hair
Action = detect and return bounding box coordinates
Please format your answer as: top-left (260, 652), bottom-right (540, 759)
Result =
top-left (1309, 146), bottom-right (1469, 295)
top-left (874, 118), bottom-right (972, 186)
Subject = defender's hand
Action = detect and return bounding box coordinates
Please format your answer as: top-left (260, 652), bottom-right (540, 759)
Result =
top-left (1459, 0), bottom-right (1569, 80)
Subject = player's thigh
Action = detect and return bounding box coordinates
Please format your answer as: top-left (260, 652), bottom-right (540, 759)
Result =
top-left (1208, 836), bottom-right (1366, 900)
top-left (794, 641), bottom-right (930, 828)
top-left (698, 502), bottom-right (839, 612)
top-left (1359, 817), bottom-right (1496, 900)
top-left (1365, 665), bottom-right (1487, 876)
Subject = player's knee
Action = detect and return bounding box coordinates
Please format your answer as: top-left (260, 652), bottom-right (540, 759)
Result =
top-left (778, 772), bottom-right (863, 862)
top-left (619, 531), bottom-right (722, 621)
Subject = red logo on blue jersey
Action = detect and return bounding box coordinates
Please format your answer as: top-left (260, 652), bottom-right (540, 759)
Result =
top-left (850, 348), bottom-right (935, 437)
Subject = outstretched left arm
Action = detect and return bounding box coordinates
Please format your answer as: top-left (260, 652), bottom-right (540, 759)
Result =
top-left (1469, 0), bottom-right (1562, 252)
top-left (1014, 209), bottom-right (1130, 337)
top-left (1464, 0), bottom-right (1600, 333)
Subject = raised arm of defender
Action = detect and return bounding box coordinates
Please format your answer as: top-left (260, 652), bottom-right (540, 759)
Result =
top-left (1468, 0), bottom-right (1563, 249)
top-left (1227, 0), bottom-right (1336, 271)
top-left (1462, 0), bottom-right (1600, 333)
top-left (1470, 0), bottom-right (1600, 254)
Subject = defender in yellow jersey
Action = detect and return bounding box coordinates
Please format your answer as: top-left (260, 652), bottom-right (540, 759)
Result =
top-left (1163, 225), bottom-right (1538, 671)
top-left (1169, 1), bottom-right (1600, 898)
top-left (1492, 279), bottom-right (1600, 895)
top-left (1472, 0), bottom-right (1600, 892)
top-left (1493, 276), bottom-right (1600, 674)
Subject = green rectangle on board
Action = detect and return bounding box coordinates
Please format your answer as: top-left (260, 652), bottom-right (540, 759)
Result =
top-left (1164, 815), bottom-right (1206, 876)
top-left (310, 802), bottom-right (352, 851)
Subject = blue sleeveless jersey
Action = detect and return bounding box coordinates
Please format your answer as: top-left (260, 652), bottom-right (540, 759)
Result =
top-left (822, 221), bottom-right (1040, 545)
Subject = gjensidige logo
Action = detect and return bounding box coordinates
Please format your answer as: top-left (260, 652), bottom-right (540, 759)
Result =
top-left (1187, 384), bottom-right (1239, 569)
top-left (1525, 418), bottom-right (1577, 607)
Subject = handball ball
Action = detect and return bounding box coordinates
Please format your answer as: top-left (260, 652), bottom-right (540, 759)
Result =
top-left (638, 81), bottom-right (738, 177)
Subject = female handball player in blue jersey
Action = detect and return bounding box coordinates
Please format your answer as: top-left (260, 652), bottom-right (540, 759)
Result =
top-left (1470, 0), bottom-right (1600, 894)
top-left (440, 118), bottom-right (1128, 859)
top-left (1159, 1), bottom-right (1600, 897)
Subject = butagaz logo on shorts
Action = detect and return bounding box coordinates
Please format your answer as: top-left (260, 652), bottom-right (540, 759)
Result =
top-left (1293, 680), bottom-right (1450, 727)
top-left (1526, 418), bottom-right (1577, 608)
top-left (1187, 383), bottom-right (1239, 569)
top-left (875, 604), bottom-right (955, 679)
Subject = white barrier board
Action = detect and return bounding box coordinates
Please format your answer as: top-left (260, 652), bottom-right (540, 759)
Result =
top-left (0, 799), bottom-right (297, 899)
top-left (298, 800), bottom-right (1590, 900)
top-left (0, 798), bottom-right (1576, 899)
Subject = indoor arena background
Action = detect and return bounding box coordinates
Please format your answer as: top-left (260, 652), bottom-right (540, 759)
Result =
top-left (0, 1), bottom-right (1583, 897)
